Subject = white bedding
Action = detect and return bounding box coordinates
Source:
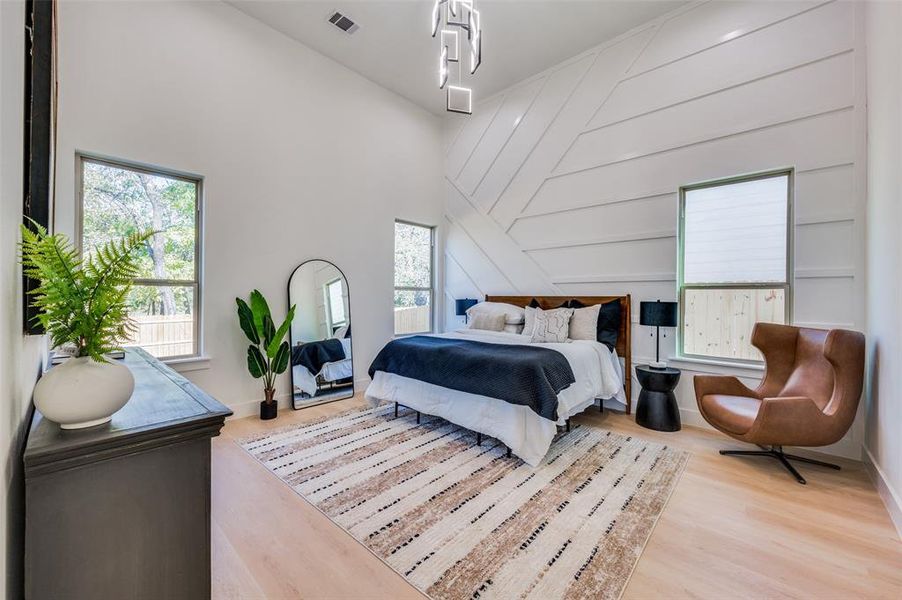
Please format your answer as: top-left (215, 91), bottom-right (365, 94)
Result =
top-left (293, 338), bottom-right (353, 396)
top-left (365, 329), bottom-right (624, 466)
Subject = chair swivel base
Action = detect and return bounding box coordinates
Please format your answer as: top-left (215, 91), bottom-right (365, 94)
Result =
top-left (719, 445), bottom-right (840, 484)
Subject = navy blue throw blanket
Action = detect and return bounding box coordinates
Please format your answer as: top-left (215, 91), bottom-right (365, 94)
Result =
top-left (368, 336), bottom-right (575, 421)
top-left (292, 339), bottom-right (345, 373)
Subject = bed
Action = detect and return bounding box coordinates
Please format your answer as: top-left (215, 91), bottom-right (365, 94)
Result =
top-left (365, 295), bottom-right (632, 466)
top-left (292, 337), bottom-right (353, 397)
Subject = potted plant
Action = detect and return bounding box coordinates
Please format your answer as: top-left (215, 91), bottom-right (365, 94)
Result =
top-left (236, 290), bottom-right (295, 420)
top-left (20, 222), bottom-right (152, 429)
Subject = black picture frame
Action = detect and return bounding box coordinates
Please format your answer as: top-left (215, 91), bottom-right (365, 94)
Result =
top-left (22, 0), bottom-right (55, 335)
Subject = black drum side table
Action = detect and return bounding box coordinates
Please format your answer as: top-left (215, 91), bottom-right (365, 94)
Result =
top-left (635, 365), bottom-right (681, 432)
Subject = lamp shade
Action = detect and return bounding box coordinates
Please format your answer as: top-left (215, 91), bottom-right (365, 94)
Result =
top-left (640, 301), bottom-right (678, 327)
top-left (455, 298), bottom-right (478, 317)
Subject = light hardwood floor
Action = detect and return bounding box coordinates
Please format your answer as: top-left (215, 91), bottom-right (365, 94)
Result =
top-left (212, 396), bottom-right (902, 599)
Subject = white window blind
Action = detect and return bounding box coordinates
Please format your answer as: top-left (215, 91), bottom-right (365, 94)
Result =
top-left (679, 171), bottom-right (791, 362)
top-left (683, 174), bottom-right (789, 284)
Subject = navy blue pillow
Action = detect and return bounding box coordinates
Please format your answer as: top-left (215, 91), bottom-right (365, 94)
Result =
top-left (568, 299), bottom-right (621, 351)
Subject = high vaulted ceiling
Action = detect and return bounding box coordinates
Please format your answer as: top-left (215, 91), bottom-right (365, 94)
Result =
top-left (228, 1), bottom-right (686, 116)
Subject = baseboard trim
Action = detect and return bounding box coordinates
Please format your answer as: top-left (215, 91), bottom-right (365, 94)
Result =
top-left (863, 445), bottom-right (902, 540)
top-left (226, 393), bottom-right (292, 420)
top-left (225, 379), bottom-right (371, 420)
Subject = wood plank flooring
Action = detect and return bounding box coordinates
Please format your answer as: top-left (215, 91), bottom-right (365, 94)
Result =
top-left (212, 396), bottom-right (902, 599)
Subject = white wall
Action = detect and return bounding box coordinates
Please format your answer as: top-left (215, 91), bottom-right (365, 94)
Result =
top-left (442, 0), bottom-right (867, 458)
top-left (53, 0), bottom-right (444, 416)
top-left (0, 1), bottom-right (48, 596)
top-left (864, 0), bottom-right (902, 537)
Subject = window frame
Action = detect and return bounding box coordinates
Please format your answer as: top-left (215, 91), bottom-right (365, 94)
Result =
top-left (676, 168), bottom-right (794, 364)
top-left (75, 152), bottom-right (204, 361)
top-left (393, 219), bottom-right (435, 336)
top-left (324, 277), bottom-right (347, 331)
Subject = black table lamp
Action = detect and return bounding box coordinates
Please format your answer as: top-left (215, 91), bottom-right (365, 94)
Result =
top-left (455, 298), bottom-right (478, 323)
top-left (640, 300), bottom-right (678, 369)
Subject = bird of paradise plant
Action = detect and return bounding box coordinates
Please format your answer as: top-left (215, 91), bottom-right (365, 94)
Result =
top-left (235, 290), bottom-right (296, 413)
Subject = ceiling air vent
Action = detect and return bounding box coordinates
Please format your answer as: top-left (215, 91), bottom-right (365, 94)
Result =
top-left (328, 11), bottom-right (359, 34)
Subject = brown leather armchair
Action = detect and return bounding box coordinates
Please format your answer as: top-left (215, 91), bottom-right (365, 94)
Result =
top-left (694, 322), bottom-right (865, 484)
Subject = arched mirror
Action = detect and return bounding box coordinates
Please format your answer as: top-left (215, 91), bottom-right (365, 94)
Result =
top-left (287, 260), bottom-right (353, 409)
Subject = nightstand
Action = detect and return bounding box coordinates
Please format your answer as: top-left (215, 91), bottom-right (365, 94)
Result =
top-left (635, 365), bottom-right (681, 432)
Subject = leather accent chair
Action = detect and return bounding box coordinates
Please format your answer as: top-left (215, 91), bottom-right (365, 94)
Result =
top-left (694, 323), bottom-right (865, 484)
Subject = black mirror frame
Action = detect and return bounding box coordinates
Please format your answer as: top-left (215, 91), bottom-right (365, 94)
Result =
top-left (286, 259), bottom-right (354, 410)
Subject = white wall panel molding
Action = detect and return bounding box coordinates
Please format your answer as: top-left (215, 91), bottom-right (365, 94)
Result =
top-left (794, 277), bottom-right (855, 325)
top-left (446, 178), bottom-right (558, 298)
top-left (458, 77), bottom-right (545, 192)
top-left (796, 213), bottom-right (855, 226)
top-left (446, 95), bottom-right (504, 178)
top-left (531, 108), bottom-right (855, 217)
top-left (444, 246), bottom-right (484, 298)
top-left (444, 114), bottom-right (468, 156)
top-left (522, 230), bottom-right (675, 253)
top-left (512, 193), bottom-right (676, 248)
top-left (591, 1), bottom-right (853, 130)
top-left (513, 191), bottom-right (676, 225)
top-left (794, 321), bottom-right (856, 330)
top-left (491, 27), bottom-right (658, 229)
top-left (559, 51), bottom-right (855, 175)
top-left (795, 268), bottom-right (856, 280)
top-left (797, 161), bottom-right (854, 175)
top-left (552, 105), bottom-right (854, 181)
top-left (442, 0), bottom-right (864, 456)
top-left (445, 216), bottom-right (517, 292)
top-left (624, 1), bottom-right (831, 80)
top-left (589, 48), bottom-right (852, 135)
top-left (552, 273), bottom-right (677, 285)
top-left (477, 56), bottom-right (595, 214)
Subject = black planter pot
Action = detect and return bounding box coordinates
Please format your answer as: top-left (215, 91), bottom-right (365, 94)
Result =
top-left (260, 400), bottom-right (278, 420)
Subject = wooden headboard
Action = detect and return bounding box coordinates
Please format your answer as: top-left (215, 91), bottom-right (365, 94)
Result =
top-left (484, 295), bottom-right (632, 414)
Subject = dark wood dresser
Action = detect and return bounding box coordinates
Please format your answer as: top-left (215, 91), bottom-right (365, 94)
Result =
top-left (23, 349), bottom-right (232, 599)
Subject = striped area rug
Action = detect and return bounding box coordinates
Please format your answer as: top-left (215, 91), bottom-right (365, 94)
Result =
top-left (240, 404), bottom-right (688, 600)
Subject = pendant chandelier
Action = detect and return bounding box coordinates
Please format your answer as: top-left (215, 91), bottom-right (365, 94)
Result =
top-left (431, 0), bottom-right (482, 114)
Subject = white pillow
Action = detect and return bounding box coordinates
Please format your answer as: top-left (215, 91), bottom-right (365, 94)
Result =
top-left (530, 307), bottom-right (573, 343)
top-left (468, 312), bottom-right (507, 332)
top-left (522, 305), bottom-right (540, 336)
top-left (503, 323), bottom-right (524, 335)
top-left (466, 301), bottom-right (525, 325)
top-left (569, 304), bottom-right (600, 341)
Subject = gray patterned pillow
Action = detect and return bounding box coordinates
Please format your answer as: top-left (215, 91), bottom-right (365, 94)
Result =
top-left (468, 312), bottom-right (507, 332)
top-left (529, 307), bottom-right (574, 343)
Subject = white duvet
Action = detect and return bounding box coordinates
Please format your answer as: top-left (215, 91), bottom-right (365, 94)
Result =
top-left (365, 329), bottom-right (624, 466)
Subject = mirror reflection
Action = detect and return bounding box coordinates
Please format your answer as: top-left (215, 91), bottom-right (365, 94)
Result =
top-left (288, 260), bottom-right (353, 408)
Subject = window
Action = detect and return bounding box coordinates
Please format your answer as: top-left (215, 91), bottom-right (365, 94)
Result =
top-left (325, 278), bottom-right (347, 331)
top-left (678, 170), bottom-right (792, 362)
top-left (78, 155), bottom-right (202, 360)
top-left (394, 220), bottom-right (434, 335)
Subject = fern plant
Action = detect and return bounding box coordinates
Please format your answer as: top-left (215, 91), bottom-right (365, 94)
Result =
top-left (236, 290), bottom-right (296, 403)
top-left (20, 222), bottom-right (153, 362)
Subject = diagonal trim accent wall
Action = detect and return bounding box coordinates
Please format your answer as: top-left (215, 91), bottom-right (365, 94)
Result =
top-left (442, 0), bottom-right (866, 459)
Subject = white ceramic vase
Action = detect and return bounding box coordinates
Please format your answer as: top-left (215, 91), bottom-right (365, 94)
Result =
top-left (33, 357), bottom-right (135, 429)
